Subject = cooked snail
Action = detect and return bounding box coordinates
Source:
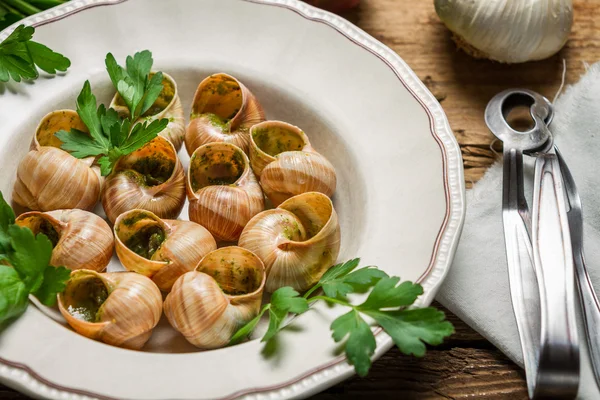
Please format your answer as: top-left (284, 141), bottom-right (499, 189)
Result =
top-left (185, 73), bottom-right (265, 156)
top-left (110, 72), bottom-right (186, 151)
top-left (13, 110), bottom-right (103, 212)
top-left (114, 209), bottom-right (217, 292)
top-left (249, 121), bottom-right (336, 206)
top-left (102, 136), bottom-right (186, 224)
top-left (58, 270), bottom-right (162, 350)
top-left (187, 142), bottom-right (264, 241)
top-left (15, 209), bottom-right (113, 272)
top-left (164, 246), bottom-right (265, 349)
top-left (239, 191), bottom-right (340, 292)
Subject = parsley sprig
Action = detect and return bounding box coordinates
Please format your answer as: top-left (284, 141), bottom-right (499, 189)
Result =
top-left (55, 50), bottom-right (168, 176)
top-left (0, 24), bottom-right (70, 83)
top-left (230, 259), bottom-right (454, 376)
top-left (0, 191), bottom-right (69, 325)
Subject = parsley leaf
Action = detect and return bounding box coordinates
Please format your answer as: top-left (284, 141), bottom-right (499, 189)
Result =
top-left (0, 191), bottom-right (70, 324)
top-left (230, 260), bottom-right (454, 377)
top-left (0, 265), bottom-right (28, 322)
top-left (0, 25), bottom-right (70, 83)
top-left (331, 310), bottom-right (376, 376)
top-left (56, 50), bottom-right (168, 176)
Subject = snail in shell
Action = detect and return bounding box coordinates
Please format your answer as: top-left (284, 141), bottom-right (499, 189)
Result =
top-left (187, 142), bottom-right (264, 242)
top-left (114, 209), bottom-right (217, 292)
top-left (15, 209), bottom-right (113, 272)
top-left (249, 121), bottom-right (336, 206)
top-left (184, 73), bottom-right (265, 156)
top-left (58, 270), bottom-right (163, 350)
top-left (13, 110), bottom-right (103, 212)
top-left (110, 72), bottom-right (186, 151)
top-left (164, 246), bottom-right (266, 349)
top-left (239, 191), bottom-right (340, 292)
top-left (102, 136), bottom-right (186, 224)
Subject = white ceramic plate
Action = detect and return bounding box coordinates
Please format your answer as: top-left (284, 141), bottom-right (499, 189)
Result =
top-left (0, 0), bottom-right (466, 398)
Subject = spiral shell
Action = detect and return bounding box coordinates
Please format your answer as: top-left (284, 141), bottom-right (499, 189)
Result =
top-left (110, 72), bottom-right (185, 151)
top-left (58, 270), bottom-right (162, 350)
top-left (114, 209), bottom-right (217, 291)
top-left (164, 246), bottom-right (265, 349)
top-left (13, 110), bottom-right (103, 212)
top-left (187, 142), bottom-right (264, 242)
top-left (249, 121), bottom-right (336, 206)
top-left (184, 73), bottom-right (265, 156)
top-left (102, 136), bottom-right (186, 224)
top-left (239, 191), bottom-right (340, 292)
top-left (15, 209), bottom-right (113, 272)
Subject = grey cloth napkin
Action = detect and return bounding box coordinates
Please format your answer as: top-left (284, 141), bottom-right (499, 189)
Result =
top-left (436, 63), bottom-right (600, 399)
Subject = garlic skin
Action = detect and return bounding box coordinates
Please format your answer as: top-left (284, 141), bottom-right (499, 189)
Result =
top-left (434, 0), bottom-right (573, 63)
top-left (164, 246), bottom-right (265, 349)
top-left (114, 209), bottom-right (217, 292)
top-left (249, 121), bottom-right (336, 206)
top-left (15, 209), bottom-right (113, 272)
top-left (110, 72), bottom-right (185, 151)
top-left (58, 270), bottom-right (162, 350)
top-left (102, 136), bottom-right (186, 224)
top-left (239, 191), bottom-right (340, 293)
top-left (187, 142), bottom-right (264, 241)
top-left (185, 73), bottom-right (265, 156)
top-left (13, 110), bottom-right (103, 212)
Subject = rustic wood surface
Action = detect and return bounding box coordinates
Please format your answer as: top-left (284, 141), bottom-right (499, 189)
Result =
top-left (2, 0), bottom-right (600, 399)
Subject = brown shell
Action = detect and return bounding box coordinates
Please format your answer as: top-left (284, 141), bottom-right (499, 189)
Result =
top-left (114, 209), bottom-right (217, 291)
top-left (101, 136), bottom-right (186, 224)
top-left (186, 142), bottom-right (264, 241)
top-left (238, 192), bottom-right (341, 292)
top-left (15, 209), bottom-right (113, 272)
top-left (163, 246), bottom-right (265, 349)
top-left (249, 121), bottom-right (336, 206)
top-left (13, 110), bottom-right (102, 211)
top-left (184, 73), bottom-right (265, 156)
top-left (58, 270), bottom-right (162, 350)
top-left (109, 72), bottom-right (185, 151)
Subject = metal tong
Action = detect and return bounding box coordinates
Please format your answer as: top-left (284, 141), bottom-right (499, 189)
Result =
top-left (485, 89), bottom-right (580, 399)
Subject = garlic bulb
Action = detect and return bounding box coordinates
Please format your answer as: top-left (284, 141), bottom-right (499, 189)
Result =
top-left (15, 209), bottom-right (113, 272)
top-left (102, 136), bottom-right (186, 223)
top-left (58, 270), bottom-right (162, 350)
top-left (187, 142), bottom-right (264, 241)
top-left (239, 191), bottom-right (340, 292)
top-left (114, 209), bottom-right (217, 291)
top-left (249, 121), bottom-right (336, 206)
top-left (164, 246), bottom-right (265, 349)
top-left (434, 0), bottom-right (573, 63)
top-left (110, 72), bottom-right (186, 151)
top-left (13, 110), bottom-right (103, 211)
top-left (184, 73), bottom-right (265, 156)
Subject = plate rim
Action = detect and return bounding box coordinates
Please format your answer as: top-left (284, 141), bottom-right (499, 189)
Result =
top-left (0, 0), bottom-right (466, 398)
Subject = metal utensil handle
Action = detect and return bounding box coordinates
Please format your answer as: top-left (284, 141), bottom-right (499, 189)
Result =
top-left (501, 148), bottom-right (542, 398)
top-left (531, 154), bottom-right (579, 399)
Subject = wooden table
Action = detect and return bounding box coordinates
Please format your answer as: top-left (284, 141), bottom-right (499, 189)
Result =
top-left (2, 0), bottom-right (599, 399)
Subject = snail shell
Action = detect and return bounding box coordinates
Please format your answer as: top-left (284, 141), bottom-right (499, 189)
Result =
top-left (15, 209), bottom-right (113, 272)
top-left (110, 72), bottom-right (185, 151)
top-left (239, 191), bottom-right (340, 292)
top-left (58, 270), bottom-right (162, 350)
top-left (102, 136), bottom-right (186, 224)
top-left (114, 209), bottom-right (217, 292)
top-left (249, 121), bottom-right (336, 206)
top-left (13, 110), bottom-right (103, 212)
top-left (187, 142), bottom-right (264, 242)
top-left (184, 73), bottom-right (265, 156)
top-left (164, 246), bottom-right (266, 349)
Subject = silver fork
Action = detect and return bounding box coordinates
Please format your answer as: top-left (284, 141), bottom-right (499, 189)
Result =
top-left (556, 147), bottom-right (600, 388)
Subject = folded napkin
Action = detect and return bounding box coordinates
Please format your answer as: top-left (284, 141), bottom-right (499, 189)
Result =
top-left (436, 63), bottom-right (600, 399)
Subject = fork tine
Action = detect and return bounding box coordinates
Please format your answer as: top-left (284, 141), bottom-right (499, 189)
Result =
top-left (555, 146), bottom-right (581, 208)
